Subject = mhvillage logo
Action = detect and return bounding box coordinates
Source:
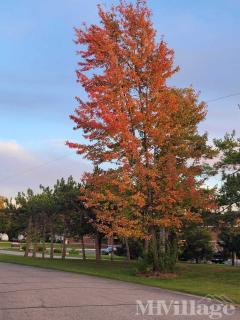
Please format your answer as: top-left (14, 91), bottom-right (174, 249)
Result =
top-left (136, 294), bottom-right (236, 319)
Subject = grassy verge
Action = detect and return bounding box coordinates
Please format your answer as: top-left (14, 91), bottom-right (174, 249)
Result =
top-left (0, 254), bottom-right (239, 304)
top-left (0, 247), bottom-right (124, 260)
top-left (0, 241), bottom-right (99, 250)
top-left (0, 242), bottom-right (11, 248)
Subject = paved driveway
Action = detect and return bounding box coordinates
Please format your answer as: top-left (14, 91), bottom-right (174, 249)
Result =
top-left (0, 263), bottom-right (239, 320)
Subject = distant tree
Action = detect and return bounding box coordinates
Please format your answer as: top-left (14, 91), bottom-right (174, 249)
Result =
top-left (54, 177), bottom-right (80, 259)
top-left (0, 196), bottom-right (9, 234)
top-left (214, 131), bottom-right (240, 265)
top-left (36, 186), bottom-right (56, 258)
top-left (0, 196), bottom-right (20, 240)
top-left (54, 176), bottom-right (93, 260)
top-left (39, 186), bottom-right (58, 259)
top-left (2, 177), bottom-right (94, 260)
top-left (180, 227), bottom-right (213, 263)
top-left (214, 131), bottom-right (240, 211)
top-left (116, 237), bottom-right (144, 260)
top-left (218, 229), bottom-right (240, 265)
top-left (69, 205), bottom-right (92, 260)
top-left (0, 196), bottom-right (5, 209)
top-left (14, 189), bottom-right (35, 257)
top-left (214, 131), bottom-right (240, 168)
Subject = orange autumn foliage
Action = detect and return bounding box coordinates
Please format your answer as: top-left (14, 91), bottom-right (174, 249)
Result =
top-left (80, 169), bottom-right (144, 238)
top-left (67, 0), bottom-right (215, 240)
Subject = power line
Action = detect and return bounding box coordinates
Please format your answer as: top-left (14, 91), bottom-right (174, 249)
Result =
top-left (1, 92), bottom-right (239, 185)
top-left (0, 153), bottom-right (73, 183)
top-left (206, 92), bottom-right (240, 103)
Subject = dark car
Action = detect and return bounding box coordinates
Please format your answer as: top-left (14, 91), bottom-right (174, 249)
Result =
top-left (211, 252), bottom-right (225, 264)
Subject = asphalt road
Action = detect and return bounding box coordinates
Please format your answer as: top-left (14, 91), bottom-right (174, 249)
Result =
top-left (0, 263), bottom-right (239, 320)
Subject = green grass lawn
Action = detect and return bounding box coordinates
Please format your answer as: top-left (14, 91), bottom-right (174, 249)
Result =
top-left (0, 253), bottom-right (239, 304)
top-left (0, 242), bottom-right (11, 248)
top-left (0, 241), bottom-right (98, 250)
top-left (36, 251), bottom-right (124, 260)
top-left (0, 242), bottom-right (124, 260)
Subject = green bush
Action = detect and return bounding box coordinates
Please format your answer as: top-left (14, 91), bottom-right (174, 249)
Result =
top-left (69, 249), bottom-right (79, 255)
top-left (54, 248), bottom-right (62, 254)
top-left (137, 254), bottom-right (152, 273)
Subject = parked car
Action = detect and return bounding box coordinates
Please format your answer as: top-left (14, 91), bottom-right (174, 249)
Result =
top-left (101, 246), bottom-right (116, 255)
top-left (211, 252), bottom-right (225, 264)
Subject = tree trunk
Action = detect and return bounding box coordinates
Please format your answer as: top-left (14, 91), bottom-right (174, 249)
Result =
top-left (144, 239), bottom-right (149, 254)
top-left (42, 222), bottom-right (46, 259)
top-left (159, 227), bottom-right (166, 254)
top-left (81, 235), bottom-right (86, 260)
top-left (61, 233), bottom-right (66, 260)
top-left (110, 235), bottom-right (114, 261)
top-left (24, 217), bottom-right (32, 257)
top-left (32, 225), bottom-right (38, 258)
top-left (231, 251), bottom-right (236, 266)
top-left (95, 232), bottom-right (101, 261)
top-left (158, 227), bottom-right (167, 271)
top-left (42, 241), bottom-right (46, 259)
top-left (50, 228), bottom-right (54, 259)
top-left (32, 241), bottom-right (38, 258)
top-left (125, 237), bottom-right (131, 261)
top-left (151, 227), bottom-right (160, 271)
top-left (24, 242), bottom-right (30, 257)
top-left (99, 235), bottom-right (102, 260)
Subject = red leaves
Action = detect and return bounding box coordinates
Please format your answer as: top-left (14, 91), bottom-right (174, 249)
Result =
top-left (68, 1), bottom-right (215, 239)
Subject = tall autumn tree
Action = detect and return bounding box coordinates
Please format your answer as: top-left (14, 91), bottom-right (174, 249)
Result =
top-left (68, 0), bottom-right (214, 271)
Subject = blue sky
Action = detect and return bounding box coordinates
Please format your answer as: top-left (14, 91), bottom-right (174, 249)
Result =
top-left (0, 0), bottom-right (240, 197)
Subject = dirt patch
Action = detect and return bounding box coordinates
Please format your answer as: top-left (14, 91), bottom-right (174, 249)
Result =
top-left (137, 271), bottom-right (177, 279)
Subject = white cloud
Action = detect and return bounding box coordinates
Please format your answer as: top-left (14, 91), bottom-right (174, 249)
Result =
top-left (0, 140), bottom-right (31, 158)
top-left (0, 140), bottom-right (91, 199)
